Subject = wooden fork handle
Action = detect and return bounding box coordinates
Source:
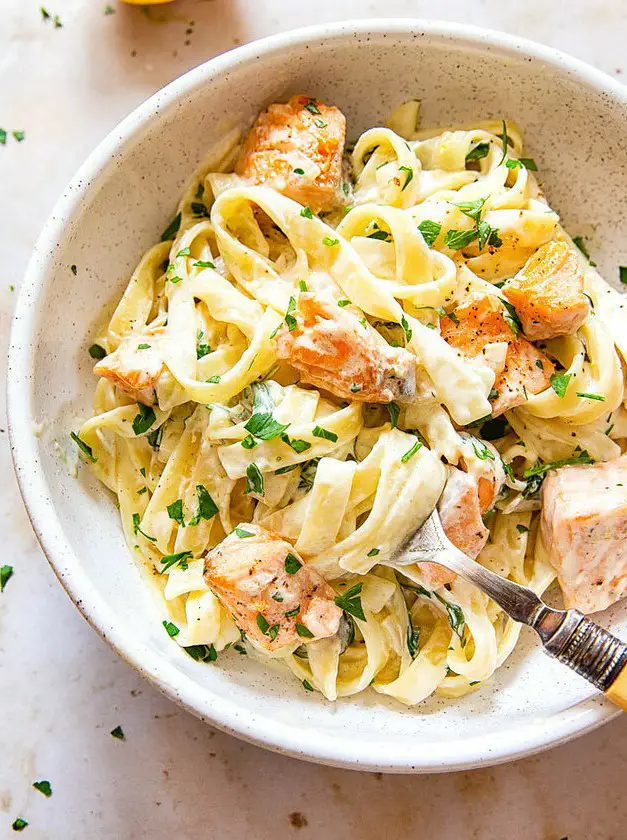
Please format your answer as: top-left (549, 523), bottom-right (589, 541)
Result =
top-left (545, 612), bottom-right (627, 710)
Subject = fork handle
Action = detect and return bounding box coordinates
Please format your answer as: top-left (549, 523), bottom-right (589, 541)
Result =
top-left (544, 611), bottom-right (627, 710)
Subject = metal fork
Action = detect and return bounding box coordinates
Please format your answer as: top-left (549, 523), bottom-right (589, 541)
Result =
top-left (391, 509), bottom-right (627, 709)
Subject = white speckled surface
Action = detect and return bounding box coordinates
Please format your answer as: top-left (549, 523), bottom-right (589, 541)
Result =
top-left (2, 1), bottom-right (627, 837)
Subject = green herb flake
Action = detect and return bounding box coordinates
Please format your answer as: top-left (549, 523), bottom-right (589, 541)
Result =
top-left (312, 425), bottom-right (338, 443)
top-left (573, 236), bottom-right (597, 266)
top-left (194, 260), bottom-right (215, 269)
top-left (367, 548), bottom-right (380, 557)
top-left (12, 818), bottom-right (28, 832)
top-left (465, 142), bottom-right (490, 163)
top-left (190, 202), bottom-right (209, 217)
top-left (110, 725), bottom-right (125, 740)
top-left (296, 623), bottom-right (314, 638)
top-left (334, 583), bottom-right (366, 621)
top-left (162, 620), bottom-right (180, 637)
top-left (245, 462), bottom-right (264, 496)
top-left (398, 165), bottom-right (413, 191)
top-left (185, 644), bottom-right (217, 662)
top-left (207, 375), bottom-right (221, 384)
top-left (407, 611), bottom-right (420, 658)
top-left (499, 297), bottom-right (522, 338)
top-left (524, 450), bottom-right (594, 479)
top-left (176, 247), bottom-right (191, 258)
top-left (131, 512), bottom-right (157, 543)
top-left (550, 372), bottom-right (572, 398)
top-left (0, 128), bottom-right (6, 145)
top-left (275, 464), bottom-right (299, 475)
top-left (499, 119), bottom-right (508, 165)
top-left (304, 100), bottom-right (321, 115)
top-left (241, 434), bottom-right (258, 450)
top-left (453, 196), bottom-right (487, 223)
top-left (284, 553), bottom-right (302, 575)
top-left (576, 392), bottom-right (605, 401)
top-left (137, 343), bottom-right (151, 350)
top-left (400, 314), bottom-right (412, 345)
top-left (619, 266), bottom-right (627, 285)
top-left (166, 499), bottom-right (185, 527)
top-left (256, 613), bottom-right (270, 634)
top-left (516, 524), bottom-right (529, 534)
top-left (367, 229), bottom-right (391, 241)
top-left (300, 206), bottom-right (313, 219)
top-left (387, 402), bottom-right (400, 428)
top-left (337, 299), bottom-right (351, 307)
top-left (161, 212), bottom-right (182, 242)
top-left (401, 437), bottom-right (422, 463)
top-left (294, 167), bottom-right (305, 175)
top-left (417, 219), bottom-right (442, 247)
top-left (159, 550), bottom-right (192, 574)
top-left (234, 527), bottom-right (253, 538)
top-left (472, 440), bottom-right (495, 461)
top-left (303, 679), bottom-right (314, 692)
top-left (322, 237), bottom-right (339, 247)
top-left (12, 130), bottom-right (25, 142)
top-left (188, 485), bottom-right (218, 526)
top-left (281, 434), bottom-right (311, 454)
top-left (88, 343), bottom-right (106, 359)
top-left (132, 403), bottom-right (156, 435)
top-left (1, 565), bottom-right (14, 592)
top-left (314, 118), bottom-right (327, 129)
top-left (244, 413), bottom-right (289, 441)
top-left (299, 280), bottom-right (308, 292)
top-left (272, 591), bottom-right (284, 603)
top-left (444, 227), bottom-right (478, 250)
top-left (519, 157), bottom-right (537, 171)
top-left (70, 431), bottom-right (96, 462)
top-left (32, 780), bottom-right (52, 797)
top-left (285, 606), bottom-right (300, 618)
top-left (195, 183), bottom-right (204, 200)
top-left (444, 600), bottom-right (465, 640)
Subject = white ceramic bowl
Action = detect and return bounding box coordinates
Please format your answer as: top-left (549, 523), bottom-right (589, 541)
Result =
top-left (9, 20), bottom-right (627, 773)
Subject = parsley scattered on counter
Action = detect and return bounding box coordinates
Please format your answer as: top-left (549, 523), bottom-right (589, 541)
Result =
top-left (12, 818), bottom-right (28, 831)
top-left (88, 343), bottom-right (106, 359)
top-left (32, 780), bottom-right (52, 797)
top-left (110, 725), bottom-right (125, 740)
top-left (1, 565), bottom-right (14, 592)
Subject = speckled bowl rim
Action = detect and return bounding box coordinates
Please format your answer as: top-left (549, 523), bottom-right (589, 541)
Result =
top-left (7, 19), bottom-right (627, 774)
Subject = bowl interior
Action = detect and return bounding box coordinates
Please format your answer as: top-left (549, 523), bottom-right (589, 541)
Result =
top-left (10, 22), bottom-right (627, 772)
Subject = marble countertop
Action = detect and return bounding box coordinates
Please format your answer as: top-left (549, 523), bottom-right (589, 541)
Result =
top-left (2, 1), bottom-right (627, 837)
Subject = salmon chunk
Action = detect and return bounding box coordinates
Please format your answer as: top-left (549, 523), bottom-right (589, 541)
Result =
top-left (203, 524), bottom-right (342, 651)
top-left (93, 329), bottom-right (164, 405)
top-left (503, 241), bottom-right (590, 340)
top-left (440, 293), bottom-right (554, 416)
top-left (275, 293), bottom-right (416, 403)
top-left (541, 455), bottom-right (627, 613)
top-left (438, 467), bottom-right (489, 564)
top-left (235, 95), bottom-right (346, 213)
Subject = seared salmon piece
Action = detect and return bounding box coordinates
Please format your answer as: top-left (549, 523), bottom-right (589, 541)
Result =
top-left (204, 523), bottom-right (342, 651)
top-left (275, 293), bottom-right (416, 403)
top-left (503, 241), bottom-right (590, 340)
top-left (426, 437), bottom-right (505, 586)
top-left (541, 455), bottom-right (627, 613)
top-left (93, 328), bottom-right (164, 406)
top-left (440, 293), bottom-right (554, 416)
top-left (235, 95), bottom-right (346, 213)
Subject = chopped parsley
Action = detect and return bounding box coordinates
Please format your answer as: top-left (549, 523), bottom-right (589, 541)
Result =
top-left (312, 425), bottom-right (337, 442)
top-left (275, 464), bottom-right (299, 475)
top-left (281, 434), bottom-right (311, 454)
top-left (12, 818), bottom-right (28, 832)
top-left (349, 383), bottom-right (362, 393)
top-left (70, 431), bottom-right (96, 462)
top-left (207, 375), bottom-right (221, 384)
top-left (285, 606), bottom-right (300, 618)
top-left (0, 128), bottom-right (5, 145)
top-left (190, 202), bottom-right (209, 217)
top-left (519, 157), bottom-right (537, 171)
top-left (444, 227), bottom-right (480, 250)
top-left (337, 299), bottom-right (351, 307)
top-left (498, 119), bottom-right (508, 165)
top-left (499, 298), bottom-right (522, 338)
top-left (294, 167), bottom-right (305, 175)
top-left (417, 219), bottom-right (442, 247)
top-left (245, 462), bottom-right (264, 496)
top-left (407, 610), bottom-right (420, 658)
top-left (398, 165), bottom-right (413, 190)
top-left (147, 426), bottom-right (163, 450)
top-left (300, 206), bottom-right (313, 219)
top-left (367, 548), bottom-right (380, 557)
top-left (110, 725), bottom-right (125, 740)
top-left (132, 403), bottom-right (156, 435)
top-left (516, 524), bottom-right (529, 534)
top-left (304, 100), bottom-right (321, 115)
top-left (32, 780), bottom-right (52, 797)
top-left (314, 119), bottom-right (327, 129)
top-left (299, 280), bottom-right (308, 292)
top-left (176, 247), bottom-right (191, 258)
top-left (195, 183), bottom-right (204, 200)
top-left (334, 583), bottom-right (365, 621)
top-left (444, 600), bottom-right (465, 641)
top-left (137, 343), bottom-right (151, 350)
top-left (387, 402), bottom-right (399, 428)
top-left (620, 266), bottom-right (627, 285)
top-left (550, 372), bottom-right (572, 398)
top-left (188, 485), bottom-right (218, 525)
top-left (367, 229), bottom-right (391, 241)
top-left (576, 392), bottom-right (605, 401)
top-left (401, 437), bottom-right (422, 463)
top-left (185, 644), bottom-right (217, 662)
top-left (241, 434), bottom-right (257, 449)
top-left (166, 499), bottom-right (185, 527)
top-left (472, 440), bottom-right (495, 461)
top-left (256, 613), bottom-right (270, 634)
top-left (302, 679), bottom-right (314, 692)
top-left (244, 412), bottom-right (289, 440)
top-left (296, 623), bottom-right (314, 638)
top-left (194, 260), bottom-right (215, 269)
top-left (233, 527), bottom-right (253, 538)
top-left (454, 197), bottom-right (487, 223)
top-left (162, 620), bottom-right (180, 637)
top-left (465, 142), bottom-right (490, 163)
top-left (400, 314), bottom-right (412, 345)
top-left (284, 553), bottom-right (302, 574)
top-left (1, 565), bottom-right (14, 592)
top-left (132, 512), bottom-right (156, 543)
top-left (322, 237), bottom-right (339, 247)
top-left (573, 235), bottom-right (596, 265)
top-left (161, 212), bottom-right (182, 242)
